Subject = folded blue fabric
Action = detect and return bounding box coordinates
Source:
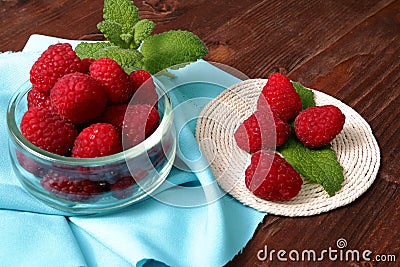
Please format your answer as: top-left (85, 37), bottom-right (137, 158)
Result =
top-left (0, 35), bottom-right (266, 267)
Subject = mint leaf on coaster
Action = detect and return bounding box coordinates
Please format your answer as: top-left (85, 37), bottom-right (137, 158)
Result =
top-left (292, 81), bottom-right (316, 110)
top-left (279, 135), bottom-right (344, 196)
top-left (138, 30), bottom-right (208, 74)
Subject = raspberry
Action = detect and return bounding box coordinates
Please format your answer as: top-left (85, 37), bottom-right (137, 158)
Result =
top-left (294, 105), bottom-right (345, 148)
top-left (27, 86), bottom-right (52, 110)
top-left (129, 70), bottom-right (159, 109)
top-left (109, 176), bottom-right (136, 199)
top-left (20, 107), bottom-right (78, 155)
top-left (129, 70), bottom-right (152, 91)
top-left (89, 58), bottom-right (133, 104)
top-left (122, 104), bottom-right (160, 148)
top-left (257, 73), bottom-right (302, 122)
top-left (80, 58), bottom-right (95, 74)
top-left (245, 150), bottom-right (303, 201)
top-left (72, 123), bottom-right (122, 158)
top-left (40, 171), bottom-right (108, 201)
top-left (50, 72), bottom-right (107, 124)
top-left (30, 43), bottom-right (84, 93)
top-left (97, 104), bottom-right (128, 133)
top-left (234, 107), bottom-right (291, 153)
top-left (148, 142), bottom-right (168, 168)
top-left (16, 151), bottom-right (48, 177)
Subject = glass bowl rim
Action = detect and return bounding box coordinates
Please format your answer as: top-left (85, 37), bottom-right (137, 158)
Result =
top-left (7, 78), bottom-right (174, 167)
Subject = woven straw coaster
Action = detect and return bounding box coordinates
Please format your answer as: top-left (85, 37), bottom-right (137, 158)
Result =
top-left (195, 79), bottom-right (380, 216)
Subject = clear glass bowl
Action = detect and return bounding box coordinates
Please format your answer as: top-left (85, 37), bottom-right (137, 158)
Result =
top-left (7, 79), bottom-right (176, 215)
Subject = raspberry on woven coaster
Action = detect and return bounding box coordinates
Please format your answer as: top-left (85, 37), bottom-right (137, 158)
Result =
top-left (234, 97), bottom-right (291, 153)
top-left (257, 73), bottom-right (302, 122)
top-left (294, 105), bottom-right (345, 148)
top-left (245, 150), bottom-right (303, 201)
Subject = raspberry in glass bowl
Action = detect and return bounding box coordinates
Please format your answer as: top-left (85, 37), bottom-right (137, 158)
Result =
top-left (6, 77), bottom-right (176, 215)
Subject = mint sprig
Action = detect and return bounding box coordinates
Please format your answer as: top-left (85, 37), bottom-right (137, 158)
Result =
top-left (292, 81), bottom-right (316, 110)
top-left (74, 42), bottom-right (113, 58)
top-left (74, 0), bottom-right (208, 74)
top-left (279, 82), bottom-right (345, 196)
top-left (103, 0), bottom-right (139, 33)
top-left (137, 30), bottom-right (209, 74)
top-left (279, 134), bottom-right (344, 196)
top-left (133, 19), bottom-right (155, 48)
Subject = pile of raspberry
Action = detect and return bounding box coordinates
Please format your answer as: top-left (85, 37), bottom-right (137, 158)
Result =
top-left (19, 43), bottom-right (160, 201)
top-left (234, 73), bottom-right (345, 202)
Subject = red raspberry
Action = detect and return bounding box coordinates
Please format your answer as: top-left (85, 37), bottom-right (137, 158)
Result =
top-left (16, 151), bottom-right (48, 177)
top-left (72, 123), bottom-right (122, 158)
top-left (129, 70), bottom-right (152, 91)
top-left (40, 171), bottom-right (108, 201)
top-left (245, 150), bottom-right (303, 201)
top-left (109, 176), bottom-right (136, 199)
top-left (20, 107), bottom-right (78, 155)
top-left (89, 58), bottom-right (133, 104)
top-left (122, 104), bottom-right (160, 149)
top-left (97, 104), bottom-right (128, 133)
top-left (234, 107), bottom-right (291, 153)
top-left (50, 72), bottom-right (107, 124)
top-left (257, 73), bottom-right (302, 122)
top-left (30, 43), bottom-right (84, 93)
top-left (294, 105), bottom-right (345, 148)
top-left (27, 86), bottom-right (52, 110)
top-left (129, 70), bottom-right (158, 109)
top-left (80, 58), bottom-right (95, 74)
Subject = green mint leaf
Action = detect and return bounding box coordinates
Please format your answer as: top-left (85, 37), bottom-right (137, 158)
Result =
top-left (120, 33), bottom-right (133, 44)
top-left (94, 46), bottom-right (143, 72)
top-left (133, 19), bottom-right (155, 47)
top-left (292, 81), bottom-right (316, 110)
top-left (103, 0), bottom-right (139, 34)
top-left (139, 30), bottom-right (208, 74)
top-left (97, 20), bottom-right (128, 48)
top-left (74, 42), bottom-right (113, 59)
top-left (279, 134), bottom-right (345, 197)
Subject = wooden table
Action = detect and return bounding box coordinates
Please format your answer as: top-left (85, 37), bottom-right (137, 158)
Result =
top-left (1, 0), bottom-right (399, 266)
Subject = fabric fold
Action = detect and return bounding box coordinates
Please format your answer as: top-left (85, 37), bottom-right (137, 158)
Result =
top-left (0, 210), bottom-right (86, 267)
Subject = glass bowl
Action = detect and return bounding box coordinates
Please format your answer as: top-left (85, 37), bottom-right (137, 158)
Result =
top-left (7, 79), bottom-right (176, 215)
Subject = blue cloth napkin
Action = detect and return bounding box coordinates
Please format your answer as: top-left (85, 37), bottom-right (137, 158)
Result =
top-left (0, 35), bottom-right (266, 267)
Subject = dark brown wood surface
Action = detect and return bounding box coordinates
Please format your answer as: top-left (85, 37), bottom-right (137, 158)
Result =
top-left (1, 0), bottom-right (399, 266)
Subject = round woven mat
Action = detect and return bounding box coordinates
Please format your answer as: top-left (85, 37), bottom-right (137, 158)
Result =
top-left (196, 79), bottom-right (380, 216)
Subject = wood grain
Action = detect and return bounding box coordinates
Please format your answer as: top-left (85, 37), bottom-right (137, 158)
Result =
top-left (0, 0), bottom-right (398, 266)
